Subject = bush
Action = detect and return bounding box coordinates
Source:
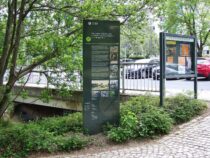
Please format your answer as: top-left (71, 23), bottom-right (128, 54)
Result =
top-left (107, 94), bottom-right (207, 142)
top-left (137, 106), bottom-right (173, 137)
top-left (120, 95), bottom-right (159, 115)
top-left (107, 95), bottom-right (173, 142)
top-left (35, 112), bottom-right (83, 135)
top-left (0, 124), bottom-right (27, 158)
top-left (22, 124), bottom-right (56, 152)
top-left (0, 94), bottom-right (207, 155)
top-left (54, 134), bottom-right (88, 151)
top-left (0, 119), bottom-right (12, 128)
top-left (164, 94), bottom-right (207, 124)
top-left (107, 127), bottom-right (132, 143)
top-left (0, 113), bottom-right (88, 158)
top-left (107, 111), bottom-right (138, 142)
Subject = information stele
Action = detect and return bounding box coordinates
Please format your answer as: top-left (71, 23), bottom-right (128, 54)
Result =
top-left (83, 20), bottom-right (120, 134)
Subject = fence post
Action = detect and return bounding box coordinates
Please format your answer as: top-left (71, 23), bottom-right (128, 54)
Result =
top-left (194, 37), bottom-right (197, 99)
top-left (122, 64), bottom-right (125, 93)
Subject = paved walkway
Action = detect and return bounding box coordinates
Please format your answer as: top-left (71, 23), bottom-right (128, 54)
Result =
top-left (122, 89), bottom-right (210, 101)
top-left (45, 111), bottom-right (210, 158)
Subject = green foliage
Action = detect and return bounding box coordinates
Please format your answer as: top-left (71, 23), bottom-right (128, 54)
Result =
top-left (158, 0), bottom-right (210, 56)
top-left (0, 0), bottom-right (157, 118)
top-left (54, 135), bottom-right (88, 151)
top-left (107, 111), bottom-right (138, 142)
top-left (107, 95), bottom-right (173, 142)
top-left (107, 127), bottom-right (132, 143)
top-left (121, 96), bottom-right (173, 138)
top-left (121, 23), bottom-right (159, 59)
top-left (107, 94), bottom-right (207, 142)
top-left (121, 111), bottom-right (138, 130)
top-left (20, 89), bottom-right (29, 99)
top-left (0, 119), bottom-right (12, 128)
top-left (39, 89), bottom-right (52, 103)
top-left (120, 94), bottom-right (160, 115)
top-left (0, 94), bottom-right (208, 156)
top-left (0, 113), bottom-right (88, 158)
top-left (36, 112), bottom-right (83, 135)
top-left (137, 106), bottom-right (173, 137)
top-left (164, 94), bottom-right (207, 124)
top-left (18, 124), bottom-right (56, 152)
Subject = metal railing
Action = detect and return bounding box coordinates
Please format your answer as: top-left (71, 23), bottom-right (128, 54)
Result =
top-left (4, 64), bottom-right (159, 92)
top-left (120, 62), bottom-right (160, 92)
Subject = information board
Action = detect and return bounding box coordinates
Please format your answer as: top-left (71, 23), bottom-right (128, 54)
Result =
top-left (83, 20), bottom-right (120, 134)
top-left (159, 32), bottom-right (197, 106)
top-left (165, 34), bottom-right (195, 78)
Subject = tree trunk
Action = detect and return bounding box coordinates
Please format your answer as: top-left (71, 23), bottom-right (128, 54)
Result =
top-left (0, 75), bottom-right (16, 118)
top-left (0, 88), bottom-right (12, 118)
top-left (0, 78), bottom-right (4, 86)
top-left (197, 47), bottom-right (203, 57)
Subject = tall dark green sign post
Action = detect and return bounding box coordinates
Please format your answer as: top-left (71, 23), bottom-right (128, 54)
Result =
top-left (83, 20), bottom-right (120, 134)
top-left (160, 32), bottom-right (197, 106)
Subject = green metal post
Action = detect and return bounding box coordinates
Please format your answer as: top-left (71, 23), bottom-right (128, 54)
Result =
top-left (160, 32), bottom-right (165, 106)
top-left (194, 37), bottom-right (197, 99)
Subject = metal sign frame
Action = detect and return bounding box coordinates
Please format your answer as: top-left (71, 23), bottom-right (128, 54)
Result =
top-left (160, 32), bottom-right (197, 106)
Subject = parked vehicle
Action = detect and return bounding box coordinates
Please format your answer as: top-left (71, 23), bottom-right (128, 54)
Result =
top-left (153, 63), bottom-right (193, 80)
top-left (197, 58), bottom-right (210, 80)
top-left (125, 58), bottom-right (159, 79)
top-left (120, 59), bottom-right (135, 64)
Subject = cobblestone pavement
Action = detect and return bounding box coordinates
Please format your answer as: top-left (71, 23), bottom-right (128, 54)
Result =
top-left (44, 113), bottom-right (210, 158)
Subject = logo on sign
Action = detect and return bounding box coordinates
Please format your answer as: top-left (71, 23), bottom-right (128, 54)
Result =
top-left (86, 36), bottom-right (91, 42)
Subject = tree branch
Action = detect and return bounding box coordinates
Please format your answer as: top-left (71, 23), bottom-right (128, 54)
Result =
top-left (0, 0), bottom-right (14, 84)
top-left (202, 30), bottom-right (210, 46)
top-left (64, 27), bottom-right (81, 37)
top-left (18, 49), bottom-right (58, 79)
top-left (30, 3), bottom-right (80, 16)
top-left (13, 71), bottom-right (32, 101)
top-left (21, 26), bottom-right (67, 38)
top-left (31, 4), bottom-right (80, 12)
top-left (9, 0), bottom-right (26, 80)
top-left (22, 0), bottom-right (38, 19)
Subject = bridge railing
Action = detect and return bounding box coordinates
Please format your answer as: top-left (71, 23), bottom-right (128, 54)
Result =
top-left (4, 64), bottom-right (160, 93)
top-left (120, 62), bottom-right (160, 92)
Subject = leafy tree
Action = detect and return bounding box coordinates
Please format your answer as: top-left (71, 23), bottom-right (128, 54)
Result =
top-left (0, 0), bottom-right (155, 118)
top-left (158, 0), bottom-right (210, 56)
top-left (121, 21), bottom-right (159, 59)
